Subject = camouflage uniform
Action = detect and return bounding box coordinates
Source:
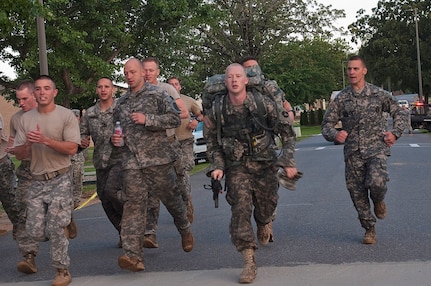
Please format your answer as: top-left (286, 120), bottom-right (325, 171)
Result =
top-left (205, 91), bottom-right (296, 251)
top-left (14, 160), bottom-right (39, 256)
top-left (9, 109), bottom-right (40, 263)
top-left (321, 83), bottom-right (406, 230)
top-left (113, 82), bottom-right (189, 260)
top-left (70, 152), bottom-right (84, 208)
top-left (0, 112), bottom-right (19, 232)
top-left (145, 94), bottom-right (200, 236)
top-left (0, 156), bottom-right (18, 227)
top-left (80, 100), bottom-right (123, 233)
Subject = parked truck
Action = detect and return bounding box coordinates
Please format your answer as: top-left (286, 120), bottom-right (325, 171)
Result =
top-left (410, 101), bottom-right (431, 131)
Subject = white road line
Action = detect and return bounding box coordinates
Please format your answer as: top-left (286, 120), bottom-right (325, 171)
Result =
top-left (315, 147), bottom-right (326, 150)
top-left (410, 144), bottom-right (420, 147)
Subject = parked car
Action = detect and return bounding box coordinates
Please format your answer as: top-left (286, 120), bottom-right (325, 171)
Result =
top-left (192, 121), bottom-right (208, 164)
top-left (398, 99), bottom-right (409, 109)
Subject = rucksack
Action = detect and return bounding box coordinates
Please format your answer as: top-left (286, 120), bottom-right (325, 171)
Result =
top-left (202, 65), bottom-right (288, 130)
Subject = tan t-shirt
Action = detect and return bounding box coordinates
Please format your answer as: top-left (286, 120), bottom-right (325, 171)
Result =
top-left (157, 82), bottom-right (181, 137)
top-left (175, 94), bottom-right (202, 141)
top-left (14, 105), bottom-right (81, 175)
top-left (0, 112), bottom-right (8, 159)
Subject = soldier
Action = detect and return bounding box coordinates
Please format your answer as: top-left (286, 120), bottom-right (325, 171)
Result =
top-left (167, 76), bottom-right (204, 224)
top-left (141, 57), bottom-right (189, 249)
top-left (68, 109), bottom-right (84, 239)
top-left (112, 58), bottom-right (194, 272)
top-left (240, 56), bottom-right (295, 123)
top-left (12, 75), bottom-right (80, 286)
top-left (321, 55), bottom-right (406, 244)
top-left (80, 77), bottom-right (123, 246)
top-left (6, 81), bottom-right (39, 274)
top-left (205, 63), bottom-right (298, 283)
top-left (0, 111), bottom-right (18, 240)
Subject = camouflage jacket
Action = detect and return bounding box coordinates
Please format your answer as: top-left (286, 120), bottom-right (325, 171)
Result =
top-left (113, 82), bottom-right (181, 169)
top-left (80, 100), bottom-right (119, 169)
top-left (321, 82), bottom-right (407, 159)
top-left (205, 91), bottom-right (296, 174)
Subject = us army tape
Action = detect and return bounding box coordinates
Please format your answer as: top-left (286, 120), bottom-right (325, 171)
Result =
top-left (75, 192), bottom-right (98, 210)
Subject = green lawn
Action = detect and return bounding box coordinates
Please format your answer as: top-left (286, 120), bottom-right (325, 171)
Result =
top-left (296, 125), bottom-right (321, 141)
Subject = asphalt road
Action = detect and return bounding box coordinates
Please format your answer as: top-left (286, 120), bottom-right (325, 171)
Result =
top-left (1, 130), bottom-right (430, 284)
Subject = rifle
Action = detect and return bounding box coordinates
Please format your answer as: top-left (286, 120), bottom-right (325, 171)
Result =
top-left (204, 178), bottom-right (223, 208)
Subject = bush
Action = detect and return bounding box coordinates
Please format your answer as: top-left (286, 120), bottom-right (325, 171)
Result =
top-left (317, 108), bottom-right (324, 125)
top-left (300, 111), bottom-right (309, 125)
top-left (309, 110), bottom-right (316, 125)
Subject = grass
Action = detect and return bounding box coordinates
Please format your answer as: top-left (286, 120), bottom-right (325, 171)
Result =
top-left (191, 162), bottom-right (209, 175)
top-left (296, 125), bottom-right (321, 141)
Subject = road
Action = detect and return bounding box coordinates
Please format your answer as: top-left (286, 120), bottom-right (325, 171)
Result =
top-left (0, 131), bottom-right (430, 285)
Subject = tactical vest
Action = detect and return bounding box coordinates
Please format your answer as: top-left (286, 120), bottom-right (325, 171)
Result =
top-left (215, 93), bottom-right (277, 163)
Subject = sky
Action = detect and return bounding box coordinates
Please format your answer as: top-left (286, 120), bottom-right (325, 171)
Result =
top-left (0, 0), bottom-right (380, 80)
top-left (318, 0), bottom-right (379, 46)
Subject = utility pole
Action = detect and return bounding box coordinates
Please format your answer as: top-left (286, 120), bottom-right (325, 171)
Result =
top-left (37, 0), bottom-right (48, 75)
top-left (341, 60), bottom-right (345, 88)
top-left (414, 8), bottom-right (423, 102)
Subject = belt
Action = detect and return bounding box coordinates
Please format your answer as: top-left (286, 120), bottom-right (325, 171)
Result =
top-left (32, 167), bottom-right (70, 181)
top-left (0, 155), bottom-right (9, 164)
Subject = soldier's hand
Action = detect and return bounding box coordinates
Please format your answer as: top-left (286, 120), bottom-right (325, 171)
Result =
top-left (131, 112), bottom-right (146, 125)
top-left (212, 169), bottom-right (224, 181)
top-left (284, 167), bottom-right (298, 179)
top-left (111, 133), bottom-right (123, 146)
top-left (335, 130), bottom-right (348, 144)
top-left (188, 119), bottom-right (198, 130)
top-left (27, 124), bottom-right (48, 144)
top-left (383, 131), bottom-right (396, 147)
top-left (80, 136), bottom-right (90, 148)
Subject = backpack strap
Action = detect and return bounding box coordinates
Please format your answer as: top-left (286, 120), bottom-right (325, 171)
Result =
top-left (250, 88), bottom-right (277, 131)
top-left (214, 94), bottom-right (223, 146)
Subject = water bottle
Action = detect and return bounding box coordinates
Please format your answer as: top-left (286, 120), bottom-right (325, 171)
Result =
top-left (114, 121), bottom-right (124, 147)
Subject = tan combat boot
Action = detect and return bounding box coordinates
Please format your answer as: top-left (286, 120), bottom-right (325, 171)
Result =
top-left (362, 226), bottom-right (376, 244)
top-left (118, 255), bottom-right (145, 272)
top-left (52, 268), bottom-right (72, 286)
top-left (257, 222), bottom-right (272, 246)
top-left (374, 201), bottom-right (387, 219)
top-left (66, 216), bottom-right (78, 239)
top-left (239, 249), bottom-right (257, 284)
top-left (181, 231), bottom-right (194, 252)
top-left (17, 253), bottom-right (37, 274)
top-left (143, 234), bottom-right (159, 248)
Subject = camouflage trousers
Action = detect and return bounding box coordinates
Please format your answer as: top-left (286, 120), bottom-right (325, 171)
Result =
top-left (178, 137), bottom-right (194, 199)
top-left (225, 160), bottom-right (279, 252)
top-left (96, 163), bottom-right (123, 233)
top-left (145, 152), bottom-right (190, 235)
top-left (71, 152), bottom-right (85, 208)
top-left (122, 164), bottom-right (190, 259)
top-left (345, 152), bottom-right (388, 230)
top-left (14, 161), bottom-right (39, 257)
top-left (27, 172), bottom-right (73, 269)
top-left (0, 156), bottom-right (18, 227)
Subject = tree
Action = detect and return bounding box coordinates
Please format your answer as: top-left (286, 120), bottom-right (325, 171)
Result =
top-left (1, 0), bottom-right (352, 108)
top-left (177, 0), bottom-right (348, 98)
top-left (350, 0), bottom-right (431, 98)
top-left (0, 0), bottom-right (199, 108)
top-left (264, 39), bottom-right (349, 106)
